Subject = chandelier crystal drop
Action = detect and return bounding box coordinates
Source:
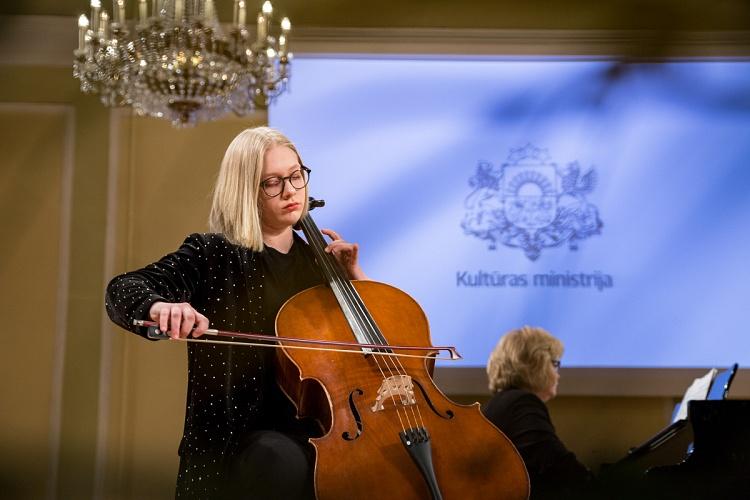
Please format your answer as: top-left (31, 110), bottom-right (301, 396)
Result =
top-left (73, 0), bottom-right (292, 127)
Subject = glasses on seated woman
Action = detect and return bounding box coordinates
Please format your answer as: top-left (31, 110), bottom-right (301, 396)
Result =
top-left (261, 166), bottom-right (311, 197)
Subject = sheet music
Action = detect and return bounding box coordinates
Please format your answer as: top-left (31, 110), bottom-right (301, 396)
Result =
top-left (673, 368), bottom-right (717, 422)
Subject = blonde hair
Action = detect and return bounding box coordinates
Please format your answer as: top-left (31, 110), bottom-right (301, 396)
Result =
top-left (486, 326), bottom-right (563, 394)
top-left (208, 126), bottom-right (308, 251)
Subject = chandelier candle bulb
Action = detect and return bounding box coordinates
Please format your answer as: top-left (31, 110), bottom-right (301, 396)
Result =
top-left (78, 15), bottom-right (89, 51)
top-left (261, 1), bottom-right (272, 43)
top-left (115, 0), bottom-right (125, 24)
top-left (91, 0), bottom-right (101, 33)
top-left (84, 32), bottom-right (92, 57)
top-left (233, 0), bottom-right (239, 24)
top-left (99, 11), bottom-right (110, 39)
top-left (238, 0), bottom-right (246, 26)
top-left (204, 0), bottom-right (214, 21)
top-left (138, 0), bottom-right (147, 22)
top-left (281, 16), bottom-right (290, 32)
top-left (257, 12), bottom-right (266, 43)
top-left (174, 0), bottom-right (183, 21)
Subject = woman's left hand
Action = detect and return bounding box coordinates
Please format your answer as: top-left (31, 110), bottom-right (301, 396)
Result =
top-left (322, 228), bottom-right (369, 280)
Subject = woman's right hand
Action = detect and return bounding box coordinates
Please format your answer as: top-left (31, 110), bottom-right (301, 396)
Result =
top-left (149, 301), bottom-right (209, 339)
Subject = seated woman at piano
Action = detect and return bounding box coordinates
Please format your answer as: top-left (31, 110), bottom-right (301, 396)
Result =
top-left (483, 326), bottom-right (593, 499)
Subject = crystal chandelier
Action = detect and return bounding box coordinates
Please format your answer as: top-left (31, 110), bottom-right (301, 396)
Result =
top-left (73, 0), bottom-right (292, 126)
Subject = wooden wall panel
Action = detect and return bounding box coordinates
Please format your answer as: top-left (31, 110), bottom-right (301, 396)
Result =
top-left (0, 105), bottom-right (72, 498)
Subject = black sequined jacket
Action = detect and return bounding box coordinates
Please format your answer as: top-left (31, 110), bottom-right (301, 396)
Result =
top-left (105, 233), bottom-right (310, 457)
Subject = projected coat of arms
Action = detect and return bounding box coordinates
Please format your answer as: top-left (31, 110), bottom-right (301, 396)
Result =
top-left (462, 144), bottom-right (603, 260)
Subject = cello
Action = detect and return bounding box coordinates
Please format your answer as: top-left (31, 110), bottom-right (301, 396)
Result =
top-left (274, 199), bottom-right (530, 499)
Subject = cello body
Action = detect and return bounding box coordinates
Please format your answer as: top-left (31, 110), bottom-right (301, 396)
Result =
top-left (275, 280), bottom-right (529, 499)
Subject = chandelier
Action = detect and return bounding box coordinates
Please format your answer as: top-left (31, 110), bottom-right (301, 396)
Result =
top-left (73, 0), bottom-right (292, 126)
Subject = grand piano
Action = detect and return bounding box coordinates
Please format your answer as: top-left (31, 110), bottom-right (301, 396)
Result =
top-left (600, 366), bottom-right (749, 499)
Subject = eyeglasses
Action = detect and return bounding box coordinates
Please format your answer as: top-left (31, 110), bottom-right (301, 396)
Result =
top-left (551, 359), bottom-right (561, 370)
top-left (260, 166), bottom-right (311, 197)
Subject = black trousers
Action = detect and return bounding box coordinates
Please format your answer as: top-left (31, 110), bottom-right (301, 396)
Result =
top-left (176, 431), bottom-right (315, 499)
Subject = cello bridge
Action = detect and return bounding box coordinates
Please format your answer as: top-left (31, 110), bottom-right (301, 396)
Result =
top-left (371, 375), bottom-right (416, 412)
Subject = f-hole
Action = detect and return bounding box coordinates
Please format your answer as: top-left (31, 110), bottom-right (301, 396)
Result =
top-left (412, 379), bottom-right (454, 420)
top-left (342, 388), bottom-right (364, 441)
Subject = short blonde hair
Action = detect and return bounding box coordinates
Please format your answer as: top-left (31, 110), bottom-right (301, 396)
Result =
top-left (486, 326), bottom-right (563, 394)
top-left (208, 127), bottom-right (308, 251)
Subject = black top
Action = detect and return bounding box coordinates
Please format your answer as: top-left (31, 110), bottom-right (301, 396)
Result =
top-left (260, 235), bottom-right (322, 335)
top-left (483, 388), bottom-right (592, 500)
top-left (105, 232), bottom-right (323, 457)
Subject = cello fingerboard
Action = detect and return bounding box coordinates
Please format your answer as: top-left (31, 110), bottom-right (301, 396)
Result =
top-left (298, 205), bottom-right (390, 352)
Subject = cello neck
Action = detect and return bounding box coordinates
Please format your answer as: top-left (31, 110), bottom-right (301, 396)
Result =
top-left (298, 204), bottom-right (389, 350)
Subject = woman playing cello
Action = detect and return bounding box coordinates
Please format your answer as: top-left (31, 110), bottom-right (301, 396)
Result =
top-left (106, 126), bottom-right (528, 499)
top-left (105, 126), bottom-right (364, 498)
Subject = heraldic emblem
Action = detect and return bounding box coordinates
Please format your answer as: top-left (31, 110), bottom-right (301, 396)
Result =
top-left (462, 144), bottom-right (602, 260)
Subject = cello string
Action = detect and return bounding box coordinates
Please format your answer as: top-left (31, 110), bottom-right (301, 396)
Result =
top-left (333, 275), bottom-right (421, 430)
top-left (325, 256), bottom-right (425, 428)
top-left (300, 215), bottom-right (424, 428)
top-left (313, 219), bottom-right (428, 429)
top-left (332, 269), bottom-right (427, 431)
top-left (301, 217), bottom-right (404, 394)
top-left (332, 274), bottom-right (430, 429)
top-left (301, 216), bottom-right (422, 430)
top-left (301, 216), bottom-right (415, 432)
